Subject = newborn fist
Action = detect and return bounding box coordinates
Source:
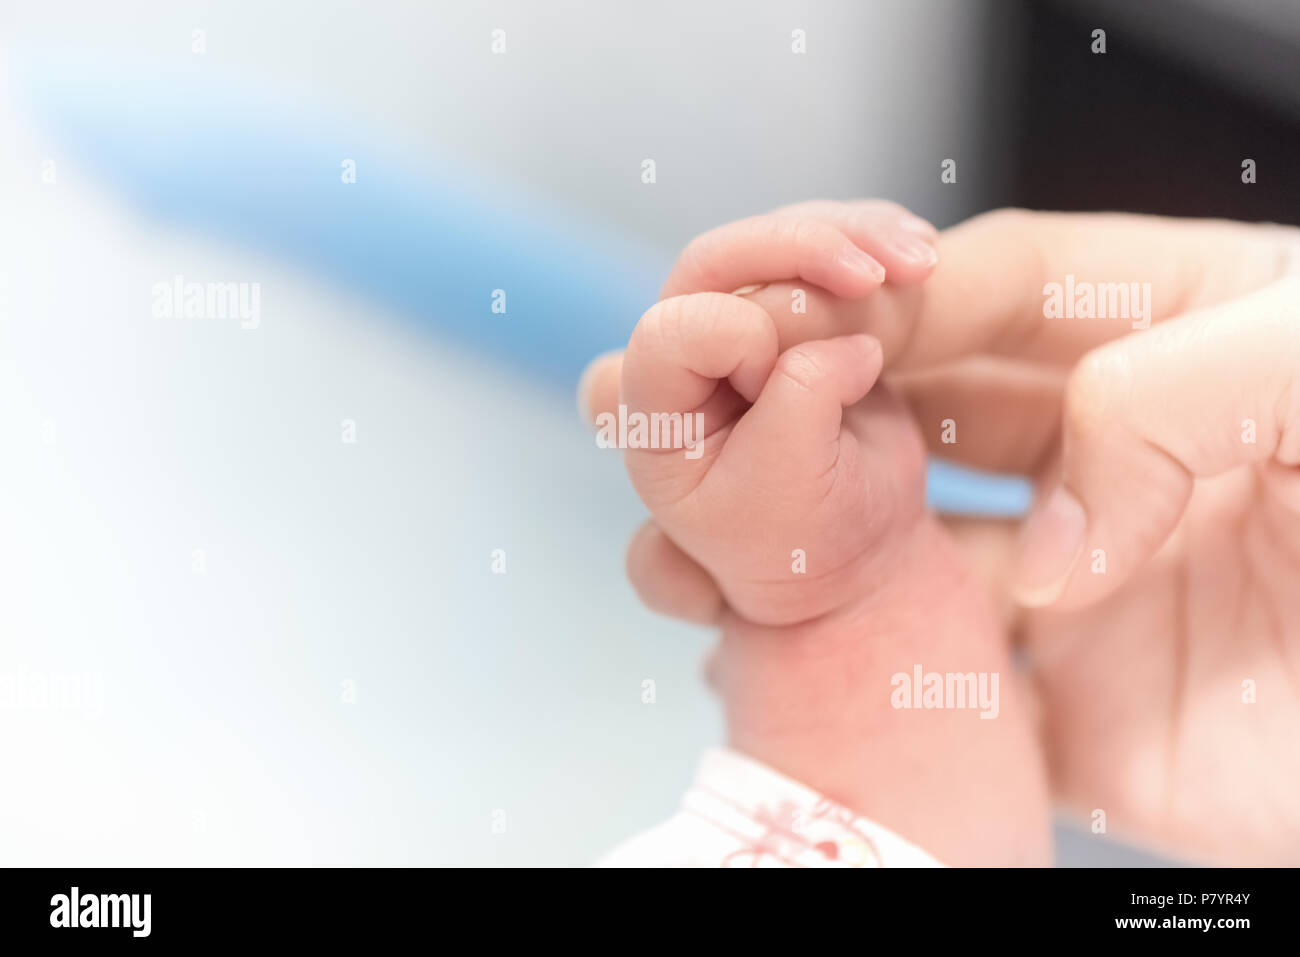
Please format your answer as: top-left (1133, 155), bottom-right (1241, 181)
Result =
top-left (617, 292), bottom-right (927, 626)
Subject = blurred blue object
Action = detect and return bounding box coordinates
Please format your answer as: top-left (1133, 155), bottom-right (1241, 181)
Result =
top-left (927, 460), bottom-right (1032, 517)
top-left (18, 49), bottom-right (665, 388)
top-left (16, 49), bottom-right (1032, 518)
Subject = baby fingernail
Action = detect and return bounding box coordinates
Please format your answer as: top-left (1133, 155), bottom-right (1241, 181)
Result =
top-left (837, 245), bottom-right (886, 283)
top-left (890, 234), bottom-right (938, 267)
top-left (1012, 486), bottom-right (1086, 606)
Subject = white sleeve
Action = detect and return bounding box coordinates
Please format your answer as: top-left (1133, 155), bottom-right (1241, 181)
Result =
top-left (598, 748), bottom-right (944, 868)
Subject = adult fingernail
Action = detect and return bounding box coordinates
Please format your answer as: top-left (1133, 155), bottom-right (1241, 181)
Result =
top-left (1011, 486), bottom-right (1086, 606)
top-left (837, 245), bottom-right (886, 283)
top-left (889, 234), bottom-right (939, 267)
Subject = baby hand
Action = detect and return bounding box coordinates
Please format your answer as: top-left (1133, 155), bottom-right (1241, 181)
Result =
top-left (614, 203), bottom-right (939, 626)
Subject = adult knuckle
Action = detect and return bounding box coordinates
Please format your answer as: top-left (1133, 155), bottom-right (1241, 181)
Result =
top-left (1065, 346), bottom-right (1133, 438)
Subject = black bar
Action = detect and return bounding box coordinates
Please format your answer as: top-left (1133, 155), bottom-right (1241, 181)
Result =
top-left (0, 866), bottom-right (1284, 944)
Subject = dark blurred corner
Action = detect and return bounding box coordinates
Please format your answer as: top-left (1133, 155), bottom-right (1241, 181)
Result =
top-left (1004, 0), bottom-right (1300, 224)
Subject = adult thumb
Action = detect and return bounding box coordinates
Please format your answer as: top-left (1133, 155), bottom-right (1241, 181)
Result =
top-left (1011, 277), bottom-right (1300, 609)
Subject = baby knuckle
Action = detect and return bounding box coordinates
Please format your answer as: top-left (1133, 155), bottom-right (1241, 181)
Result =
top-left (774, 347), bottom-right (828, 394)
top-left (632, 297), bottom-right (690, 353)
top-left (676, 223), bottom-right (743, 289)
top-left (785, 219), bottom-right (841, 274)
top-left (675, 232), bottom-right (716, 280)
top-left (788, 216), bottom-right (830, 250)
